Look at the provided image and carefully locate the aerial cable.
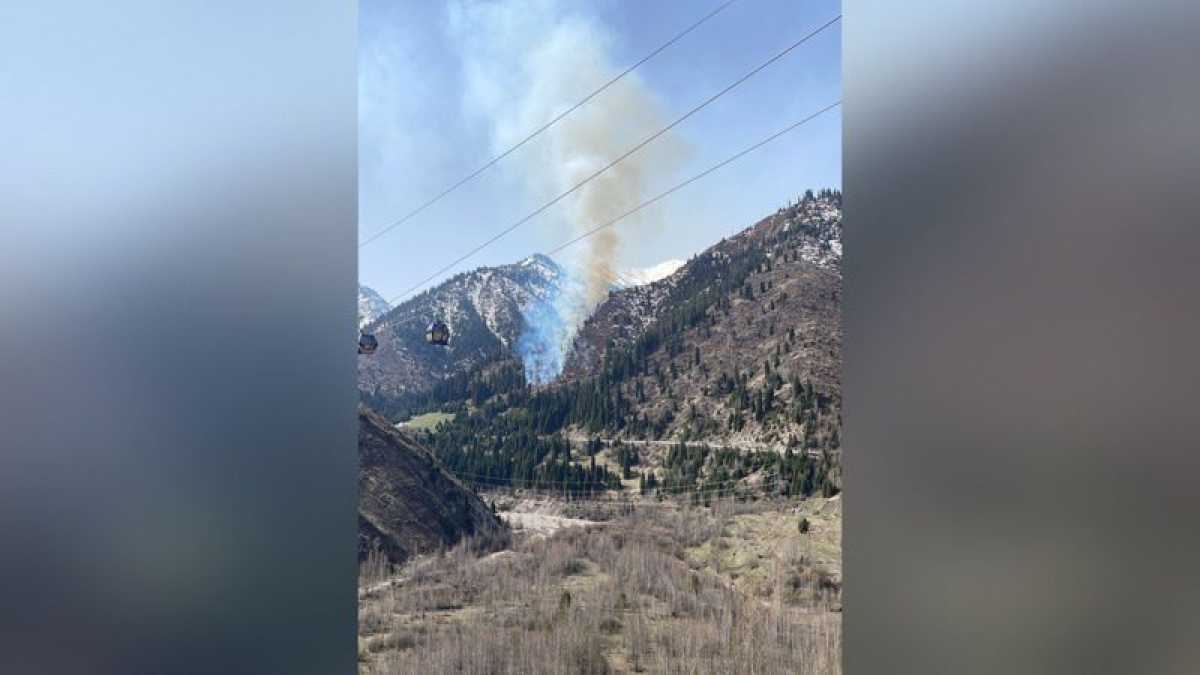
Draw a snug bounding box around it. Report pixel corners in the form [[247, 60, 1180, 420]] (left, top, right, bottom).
[[545, 100, 841, 258], [446, 467, 790, 495]]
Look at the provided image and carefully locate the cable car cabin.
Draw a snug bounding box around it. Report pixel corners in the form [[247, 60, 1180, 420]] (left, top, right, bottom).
[[357, 332, 378, 355], [425, 320, 450, 346]]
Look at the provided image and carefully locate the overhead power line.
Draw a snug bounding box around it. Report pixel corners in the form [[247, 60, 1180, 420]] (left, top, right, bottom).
[[449, 474, 803, 503], [384, 15, 843, 307], [447, 466, 786, 493], [357, 0, 741, 249]]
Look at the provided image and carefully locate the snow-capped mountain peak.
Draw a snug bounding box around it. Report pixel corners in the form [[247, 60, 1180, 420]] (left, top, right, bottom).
[[357, 255, 565, 398], [358, 285, 391, 328]]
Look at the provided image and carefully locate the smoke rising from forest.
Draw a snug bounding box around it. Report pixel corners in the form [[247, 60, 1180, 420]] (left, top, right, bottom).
[[449, 0, 690, 382]]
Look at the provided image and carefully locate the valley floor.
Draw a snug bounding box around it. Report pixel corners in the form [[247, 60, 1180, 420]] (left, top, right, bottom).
[[358, 494, 842, 674]]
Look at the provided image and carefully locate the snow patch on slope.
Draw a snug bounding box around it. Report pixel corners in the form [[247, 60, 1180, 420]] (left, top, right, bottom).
[[611, 258, 686, 289]]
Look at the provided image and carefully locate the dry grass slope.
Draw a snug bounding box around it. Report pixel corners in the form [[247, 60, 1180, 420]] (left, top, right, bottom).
[[359, 497, 841, 674]]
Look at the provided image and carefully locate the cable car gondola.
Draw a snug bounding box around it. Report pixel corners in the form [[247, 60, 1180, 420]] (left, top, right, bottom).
[[425, 319, 450, 346], [358, 331, 378, 355]]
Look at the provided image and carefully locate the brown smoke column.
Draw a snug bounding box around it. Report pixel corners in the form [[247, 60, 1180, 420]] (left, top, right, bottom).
[[555, 75, 689, 315], [451, 0, 691, 325]]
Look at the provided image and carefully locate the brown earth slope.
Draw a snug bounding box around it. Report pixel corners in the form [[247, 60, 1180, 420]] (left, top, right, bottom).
[[358, 406, 505, 564]]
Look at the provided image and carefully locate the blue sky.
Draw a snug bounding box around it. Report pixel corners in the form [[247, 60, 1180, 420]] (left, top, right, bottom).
[[359, 0, 841, 304]]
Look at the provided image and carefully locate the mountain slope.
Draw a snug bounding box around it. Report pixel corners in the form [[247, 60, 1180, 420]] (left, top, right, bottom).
[[398, 191, 843, 499], [564, 192, 840, 410], [562, 191, 842, 447], [358, 406, 505, 564], [358, 254, 562, 406]]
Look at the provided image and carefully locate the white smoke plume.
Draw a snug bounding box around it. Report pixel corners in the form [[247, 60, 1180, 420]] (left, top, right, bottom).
[[448, 0, 690, 382]]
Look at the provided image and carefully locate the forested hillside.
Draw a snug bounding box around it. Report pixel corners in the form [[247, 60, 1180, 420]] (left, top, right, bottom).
[[561, 189, 842, 445], [371, 191, 843, 498]]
